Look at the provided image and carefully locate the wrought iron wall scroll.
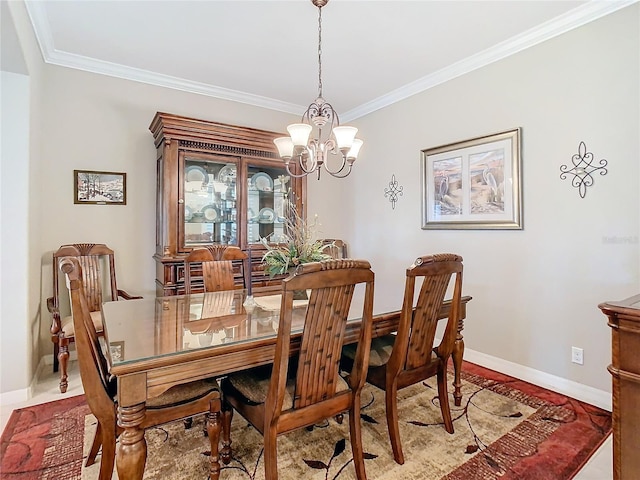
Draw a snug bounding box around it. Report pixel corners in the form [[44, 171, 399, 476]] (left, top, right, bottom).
[[560, 142, 608, 198], [384, 174, 403, 209]]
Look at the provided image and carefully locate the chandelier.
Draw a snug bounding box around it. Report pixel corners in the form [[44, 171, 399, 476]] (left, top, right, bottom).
[[273, 0, 363, 179]]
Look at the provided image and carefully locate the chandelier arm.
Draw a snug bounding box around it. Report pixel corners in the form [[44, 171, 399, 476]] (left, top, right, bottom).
[[301, 144, 319, 172], [286, 161, 351, 179], [285, 145, 319, 178], [284, 163, 313, 179], [321, 155, 348, 176], [325, 163, 353, 179], [318, 139, 348, 175]]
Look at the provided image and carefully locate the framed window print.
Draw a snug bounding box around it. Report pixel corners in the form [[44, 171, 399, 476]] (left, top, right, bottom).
[[74, 170, 127, 205], [421, 128, 523, 230]]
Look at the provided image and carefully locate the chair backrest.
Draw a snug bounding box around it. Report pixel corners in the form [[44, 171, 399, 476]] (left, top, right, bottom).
[[389, 253, 463, 373], [266, 259, 375, 416], [60, 256, 114, 413], [52, 243, 119, 314], [184, 245, 249, 294], [319, 239, 348, 259]]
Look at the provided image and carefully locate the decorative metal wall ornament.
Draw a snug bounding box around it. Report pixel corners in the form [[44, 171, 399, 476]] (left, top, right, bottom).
[[384, 174, 403, 209], [560, 142, 608, 198]]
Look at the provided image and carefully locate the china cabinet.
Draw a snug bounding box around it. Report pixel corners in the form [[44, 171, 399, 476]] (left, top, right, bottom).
[[150, 112, 306, 296]]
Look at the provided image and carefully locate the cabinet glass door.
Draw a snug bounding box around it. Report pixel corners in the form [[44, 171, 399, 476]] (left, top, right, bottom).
[[184, 157, 238, 246], [246, 165, 291, 245]]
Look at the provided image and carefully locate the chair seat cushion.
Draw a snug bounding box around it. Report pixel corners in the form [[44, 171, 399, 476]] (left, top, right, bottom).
[[226, 364, 349, 410], [61, 310, 103, 337], [343, 334, 396, 368], [147, 377, 219, 409]]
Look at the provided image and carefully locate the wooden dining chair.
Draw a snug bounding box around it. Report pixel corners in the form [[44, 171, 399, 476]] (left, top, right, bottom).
[[184, 245, 249, 294], [60, 256, 223, 480], [342, 253, 463, 465], [47, 243, 142, 393], [220, 258, 375, 480], [183, 245, 250, 428], [319, 238, 348, 259]]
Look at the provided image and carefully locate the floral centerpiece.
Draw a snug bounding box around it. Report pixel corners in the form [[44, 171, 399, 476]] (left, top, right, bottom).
[[260, 199, 332, 279]]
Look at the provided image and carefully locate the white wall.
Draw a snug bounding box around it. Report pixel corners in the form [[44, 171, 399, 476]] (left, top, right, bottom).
[[1, 0, 45, 403], [0, 71, 31, 398], [311, 4, 639, 394]]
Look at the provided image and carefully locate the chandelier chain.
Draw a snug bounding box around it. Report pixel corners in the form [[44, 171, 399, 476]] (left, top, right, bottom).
[[317, 5, 323, 98]]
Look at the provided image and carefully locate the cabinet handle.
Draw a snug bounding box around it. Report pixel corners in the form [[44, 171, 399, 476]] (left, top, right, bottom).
[[178, 199, 184, 204]]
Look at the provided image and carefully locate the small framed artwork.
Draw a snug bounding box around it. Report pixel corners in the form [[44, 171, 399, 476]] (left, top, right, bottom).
[[109, 341, 125, 363], [421, 128, 523, 230], [74, 170, 127, 205]]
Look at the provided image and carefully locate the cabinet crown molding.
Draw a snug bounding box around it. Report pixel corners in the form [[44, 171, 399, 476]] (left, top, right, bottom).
[[149, 112, 283, 154]]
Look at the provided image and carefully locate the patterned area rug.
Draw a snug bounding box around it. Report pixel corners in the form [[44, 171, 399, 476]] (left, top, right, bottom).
[[1, 362, 611, 480]]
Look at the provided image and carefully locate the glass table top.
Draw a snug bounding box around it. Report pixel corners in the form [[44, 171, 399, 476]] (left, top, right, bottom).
[[102, 286, 368, 369], [101, 290, 297, 365]]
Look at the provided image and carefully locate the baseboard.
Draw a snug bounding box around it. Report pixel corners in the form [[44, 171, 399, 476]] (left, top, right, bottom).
[[0, 385, 32, 406], [464, 348, 612, 412], [0, 354, 76, 408], [0, 361, 40, 406]]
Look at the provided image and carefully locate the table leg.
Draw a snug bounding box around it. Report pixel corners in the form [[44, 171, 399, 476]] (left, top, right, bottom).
[[116, 403, 147, 480], [452, 317, 465, 406], [220, 399, 233, 464], [207, 397, 222, 480]]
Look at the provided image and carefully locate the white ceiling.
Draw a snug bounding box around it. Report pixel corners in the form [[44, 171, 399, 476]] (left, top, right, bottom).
[[23, 0, 636, 121]]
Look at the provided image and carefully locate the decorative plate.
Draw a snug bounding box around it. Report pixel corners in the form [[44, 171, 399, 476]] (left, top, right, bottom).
[[184, 205, 193, 222], [185, 165, 208, 185], [257, 207, 276, 224], [201, 204, 222, 223], [251, 172, 274, 192], [218, 164, 237, 184]]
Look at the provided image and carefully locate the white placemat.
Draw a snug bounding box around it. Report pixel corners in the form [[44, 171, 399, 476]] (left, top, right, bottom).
[[254, 294, 309, 311]]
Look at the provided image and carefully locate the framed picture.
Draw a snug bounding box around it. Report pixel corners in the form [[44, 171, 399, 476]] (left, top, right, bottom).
[[74, 169, 127, 205], [109, 341, 125, 363], [421, 128, 523, 230]]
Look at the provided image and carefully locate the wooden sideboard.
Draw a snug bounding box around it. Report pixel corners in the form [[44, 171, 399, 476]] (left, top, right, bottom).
[[599, 295, 640, 480]]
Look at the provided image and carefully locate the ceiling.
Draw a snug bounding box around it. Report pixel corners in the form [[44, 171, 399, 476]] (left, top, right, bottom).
[[21, 0, 635, 121]]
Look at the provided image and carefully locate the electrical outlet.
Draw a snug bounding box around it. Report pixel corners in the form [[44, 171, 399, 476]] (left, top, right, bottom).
[[571, 347, 584, 365]]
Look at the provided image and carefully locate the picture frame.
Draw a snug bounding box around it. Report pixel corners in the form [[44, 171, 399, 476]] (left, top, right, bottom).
[[109, 341, 125, 363], [74, 169, 127, 205], [421, 128, 523, 230]]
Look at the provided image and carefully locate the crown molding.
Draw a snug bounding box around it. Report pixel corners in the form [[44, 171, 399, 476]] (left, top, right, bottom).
[[342, 0, 638, 122], [25, 0, 637, 122], [24, 0, 54, 60], [23, 0, 304, 115], [48, 48, 303, 114]]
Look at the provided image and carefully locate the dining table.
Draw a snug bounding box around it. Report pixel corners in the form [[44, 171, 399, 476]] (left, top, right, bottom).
[[101, 288, 472, 480]]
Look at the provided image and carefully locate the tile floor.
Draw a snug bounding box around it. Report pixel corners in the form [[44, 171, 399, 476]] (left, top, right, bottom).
[[0, 362, 613, 479]]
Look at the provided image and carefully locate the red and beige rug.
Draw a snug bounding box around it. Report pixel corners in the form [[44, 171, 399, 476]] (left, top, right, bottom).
[[0, 362, 611, 480]]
